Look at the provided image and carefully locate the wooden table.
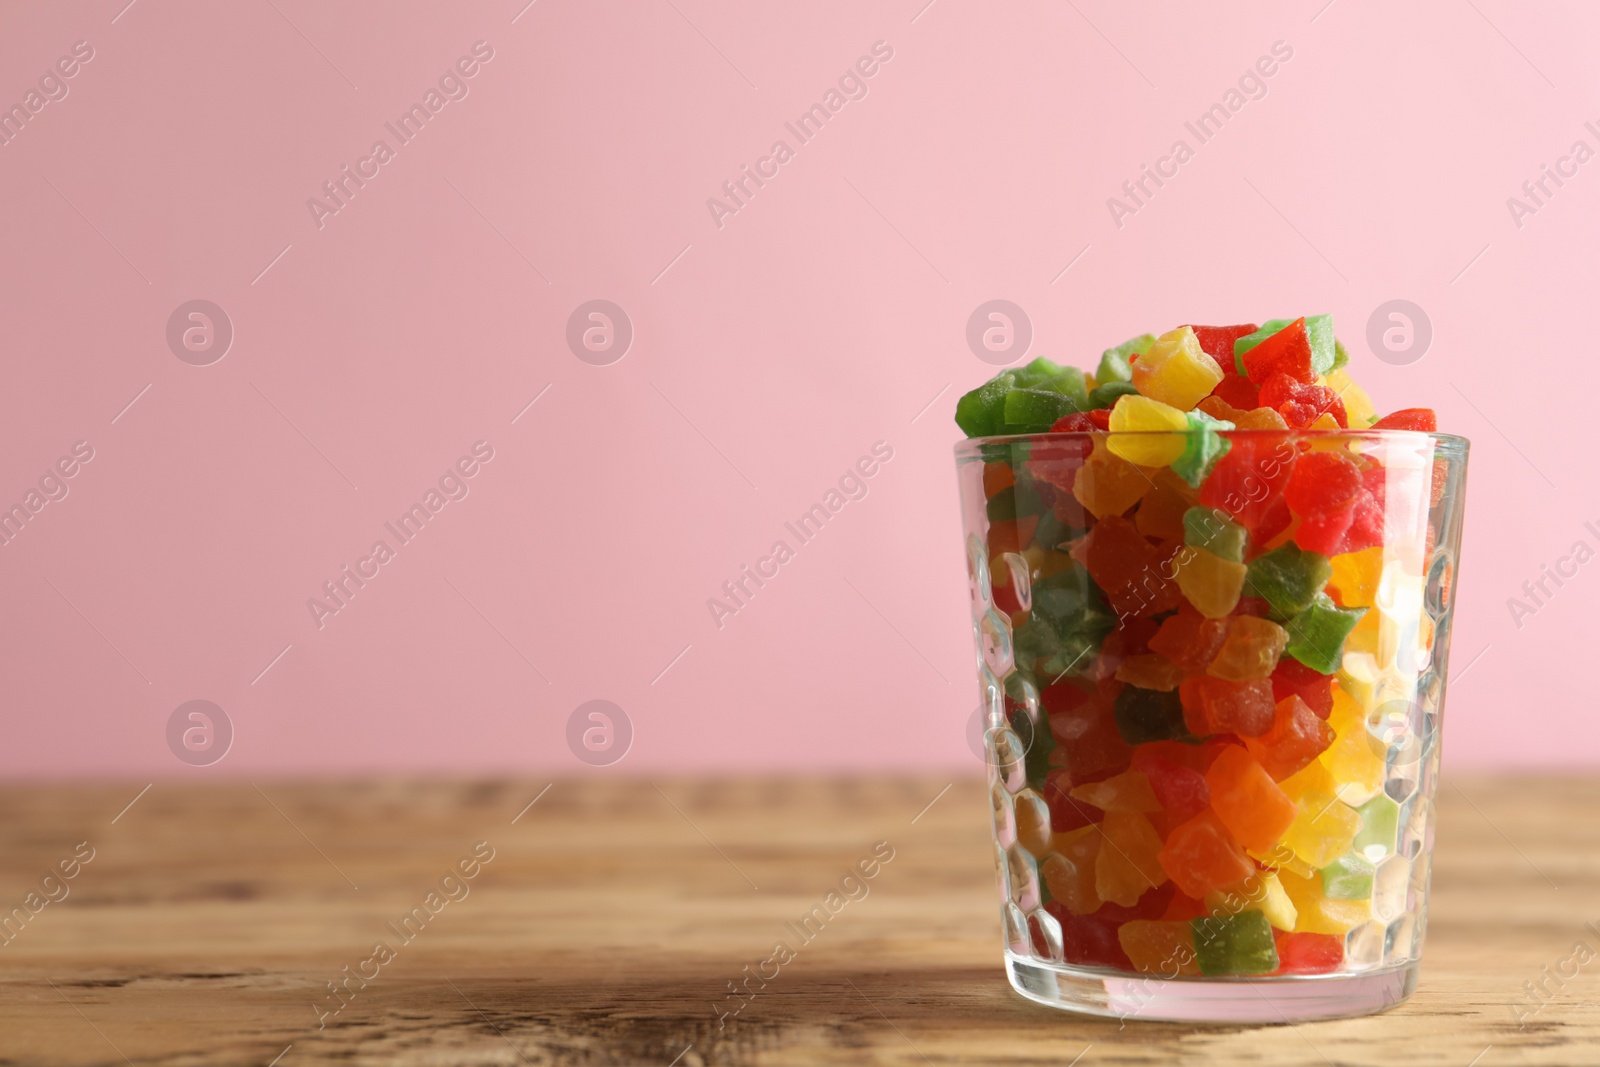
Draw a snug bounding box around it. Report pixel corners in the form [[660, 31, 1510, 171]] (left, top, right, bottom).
[[1, 775, 1595, 1066]]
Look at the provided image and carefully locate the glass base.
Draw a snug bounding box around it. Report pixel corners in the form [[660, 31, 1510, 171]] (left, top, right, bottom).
[[1006, 953, 1419, 1024]]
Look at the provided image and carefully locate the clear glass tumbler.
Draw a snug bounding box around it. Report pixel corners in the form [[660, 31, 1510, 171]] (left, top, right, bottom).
[[955, 427, 1468, 1022]]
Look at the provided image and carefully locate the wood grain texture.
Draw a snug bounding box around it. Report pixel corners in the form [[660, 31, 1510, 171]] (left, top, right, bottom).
[[0, 774, 1595, 1066]]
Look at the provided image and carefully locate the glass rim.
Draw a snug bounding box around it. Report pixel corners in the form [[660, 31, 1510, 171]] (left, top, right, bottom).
[[955, 429, 1470, 458]]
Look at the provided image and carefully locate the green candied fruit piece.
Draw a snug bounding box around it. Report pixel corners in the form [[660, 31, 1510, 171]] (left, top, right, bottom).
[[1014, 358, 1090, 413], [1010, 706, 1056, 786], [1245, 543, 1334, 622], [1321, 854, 1375, 900], [1303, 314, 1336, 376], [1183, 506, 1248, 563], [1089, 380, 1140, 410], [1170, 409, 1234, 488], [1353, 793, 1401, 859], [1041, 630, 1106, 680], [1025, 567, 1113, 679], [1192, 910, 1279, 976], [1284, 593, 1367, 674], [1012, 356, 1065, 388], [1003, 387, 1083, 434], [1232, 318, 1292, 374], [1096, 334, 1155, 384], [1032, 507, 1087, 553], [955, 372, 1016, 437], [1113, 686, 1191, 745], [985, 471, 1048, 522], [1331, 337, 1350, 373], [1011, 614, 1061, 671]]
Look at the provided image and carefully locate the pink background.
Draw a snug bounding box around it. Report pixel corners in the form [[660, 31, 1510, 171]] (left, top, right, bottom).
[[0, 0, 1592, 776]]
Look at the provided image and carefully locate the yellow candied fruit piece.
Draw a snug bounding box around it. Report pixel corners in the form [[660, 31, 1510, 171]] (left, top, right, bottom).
[[1195, 395, 1292, 431], [1072, 442, 1151, 519], [1280, 869, 1371, 935], [1196, 396, 1243, 422], [1326, 367, 1377, 428], [1119, 920, 1202, 976], [1204, 869, 1298, 932], [1278, 758, 1338, 804], [1240, 406, 1292, 431], [1015, 791, 1054, 857], [1131, 326, 1224, 410], [1070, 769, 1162, 812], [1022, 544, 1081, 581], [1336, 655, 1380, 714], [1322, 688, 1386, 803], [1136, 469, 1195, 542], [1175, 547, 1248, 618], [1343, 605, 1382, 658], [1308, 412, 1341, 431], [1050, 824, 1099, 852], [1094, 811, 1168, 907], [1035, 550, 1080, 581], [1108, 394, 1188, 467], [1247, 841, 1318, 880], [1280, 790, 1362, 868], [1330, 547, 1385, 608], [1115, 654, 1184, 693]]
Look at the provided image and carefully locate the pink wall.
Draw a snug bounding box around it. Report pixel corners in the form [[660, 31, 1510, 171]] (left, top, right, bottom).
[[0, 0, 1592, 776]]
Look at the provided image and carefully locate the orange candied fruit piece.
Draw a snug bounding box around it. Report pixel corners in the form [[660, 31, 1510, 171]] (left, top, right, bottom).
[[1205, 746, 1297, 852], [1119, 920, 1202, 976], [1157, 809, 1255, 899]]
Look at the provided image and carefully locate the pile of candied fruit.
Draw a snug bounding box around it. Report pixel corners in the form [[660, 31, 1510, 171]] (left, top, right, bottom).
[[957, 316, 1445, 977]]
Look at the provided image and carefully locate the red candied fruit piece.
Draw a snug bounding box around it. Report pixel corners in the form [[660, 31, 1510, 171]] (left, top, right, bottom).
[[1254, 494, 1295, 547], [987, 515, 1039, 557], [1294, 509, 1354, 556], [1194, 677, 1276, 737], [1335, 492, 1385, 554], [1161, 891, 1208, 922], [1131, 749, 1211, 822], [1234, 596, 1272, 618], [1088, 408, 1112, 430], [1044, 680, 1132, 783], [1285, 451, 1363, 556], [1184, 323, 1260, 366], [1242, 318, 1315, 385], [992, 575, 1024, 615], [1026, 438, 1092, 497], [1285, 452, 1362, 517], [983, 462, 1015, 499], [1082, 516, 1183, 618], [1271, 658, 1335, 719], [1243, 695, 1335, 780], [1178, 677, 1208, 737], [1431, 458, 1449, 506], [1274, 931, 1344, 974], [1148, 604, 1228, 673], [1198, 436, 1298, 531], [1043, 769, 1098, 834], [1260, 373, 1348, 429], [1045, 904, 1134, 970], [1095, 616, 1161, 680], [1050, 413, 1098, 433], [1361, 463, 1387, 503], [1212, 372, 1260, 410], [1132, 738, 1219, 774], [1094, 882, 1176, 924], [1372, 408, 1438, 432]]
